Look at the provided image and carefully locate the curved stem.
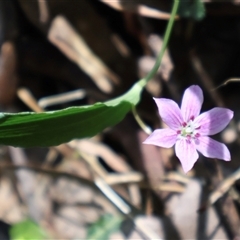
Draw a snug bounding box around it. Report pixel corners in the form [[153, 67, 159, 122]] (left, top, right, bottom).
[[140, 0, 179, 87], [132, 106, 152, 135], [133, 0, 179, 133]]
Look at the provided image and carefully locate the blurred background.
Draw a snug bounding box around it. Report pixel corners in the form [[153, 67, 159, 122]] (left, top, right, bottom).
[[0, 0, 240, 239]]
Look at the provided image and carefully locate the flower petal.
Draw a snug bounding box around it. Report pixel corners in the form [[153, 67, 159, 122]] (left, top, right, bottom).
[[154, 98, 183, 130], [194, 107, 233, 136], [195, 136, 231, 161], [181, 85, 203, 122], [175, 139, 199, 173], [143, 128, 177, 148]]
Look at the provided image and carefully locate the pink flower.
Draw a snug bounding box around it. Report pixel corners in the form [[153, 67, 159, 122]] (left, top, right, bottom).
[[143, 85, 233, 173]]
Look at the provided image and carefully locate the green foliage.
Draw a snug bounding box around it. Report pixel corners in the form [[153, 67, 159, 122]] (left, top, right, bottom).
[[0, 80, 144, 147], [0, 0, 179, 148], [178, 0, 205, 20], [86, 214, 122, 240], [10, 219, 47, 240]]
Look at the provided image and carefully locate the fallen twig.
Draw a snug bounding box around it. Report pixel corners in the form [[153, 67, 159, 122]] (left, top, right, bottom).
[[100, 0, 178, 20]]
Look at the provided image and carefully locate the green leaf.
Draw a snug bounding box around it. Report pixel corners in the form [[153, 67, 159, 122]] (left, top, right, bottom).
[[10, 219, 47, 240], [178, 0, 205, 20], [0, 0, 180, 148], [87, 214, 122, 240], [0, 79, 145, 147]]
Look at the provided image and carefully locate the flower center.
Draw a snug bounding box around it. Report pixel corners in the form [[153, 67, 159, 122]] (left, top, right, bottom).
[[177, 118, 200, 142]]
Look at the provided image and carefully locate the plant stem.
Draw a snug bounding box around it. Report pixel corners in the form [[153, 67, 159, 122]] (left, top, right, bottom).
[[140, 0, 179, 87], [133, 1, 179, 133], [132, 106, 152, 134]]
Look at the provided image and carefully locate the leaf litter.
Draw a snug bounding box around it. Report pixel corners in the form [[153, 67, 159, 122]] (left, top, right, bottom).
[[0, 0, 240, 239]]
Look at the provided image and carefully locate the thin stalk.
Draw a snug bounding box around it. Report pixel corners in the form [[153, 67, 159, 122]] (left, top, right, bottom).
[[133, 0, 179, 133], [132, 106, 152, 135], [140, 0, 179, 87]]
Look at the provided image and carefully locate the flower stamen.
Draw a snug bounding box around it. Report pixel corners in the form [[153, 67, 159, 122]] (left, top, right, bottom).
[[195, 133, 200, 138], [178, 119, 200, 141]]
